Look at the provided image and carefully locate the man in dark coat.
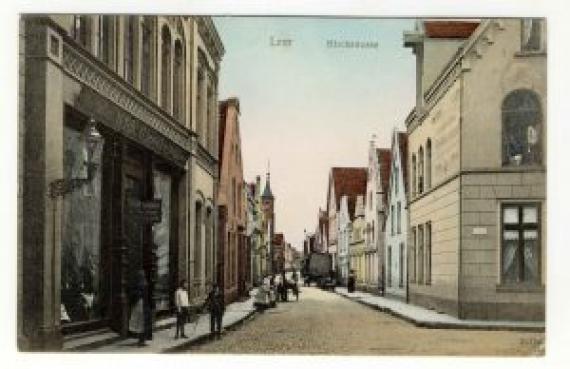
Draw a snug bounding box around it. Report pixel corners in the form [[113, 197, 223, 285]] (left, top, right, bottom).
[[204, 285, 225, 339]]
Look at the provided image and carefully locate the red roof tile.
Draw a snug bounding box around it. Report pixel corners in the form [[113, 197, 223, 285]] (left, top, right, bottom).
[[330, 167, 367, 212], [273, 233, 284, 245], [424, 21, 480, 39]]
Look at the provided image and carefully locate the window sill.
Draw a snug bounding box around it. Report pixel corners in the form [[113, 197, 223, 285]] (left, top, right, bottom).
[[496, 284, 545, 293]]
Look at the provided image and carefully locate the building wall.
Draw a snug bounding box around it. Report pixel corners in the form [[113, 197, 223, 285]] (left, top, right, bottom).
[[19, 15, 222, 349], [457, 19, 546, 320], [384, 135, 408, 300], [338, 196, 351, 283], [364, 142, 381, 291], [408, 79, 462, 316], [217, 100, 246, 303]]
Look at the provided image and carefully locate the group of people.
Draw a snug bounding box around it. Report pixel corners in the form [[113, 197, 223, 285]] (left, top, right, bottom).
[[128, 270, 226, 347], [268, 270, 300, 302]]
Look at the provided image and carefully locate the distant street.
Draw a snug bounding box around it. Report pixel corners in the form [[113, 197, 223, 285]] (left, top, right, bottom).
[[189, 287, 544, 355]]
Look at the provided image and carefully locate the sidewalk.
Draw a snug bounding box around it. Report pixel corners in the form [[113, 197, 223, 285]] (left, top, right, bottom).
[[63, 291, 257, 353], [335, 287, 545, 332]]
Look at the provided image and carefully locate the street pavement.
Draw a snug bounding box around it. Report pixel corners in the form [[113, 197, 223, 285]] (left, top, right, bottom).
[[189, 286, 545, 356]]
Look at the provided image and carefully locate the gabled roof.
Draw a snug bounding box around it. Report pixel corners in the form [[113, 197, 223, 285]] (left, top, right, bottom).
[[329, 167, 367, 212], [376, 148, 392, 205], [424, 21, 480, 39]]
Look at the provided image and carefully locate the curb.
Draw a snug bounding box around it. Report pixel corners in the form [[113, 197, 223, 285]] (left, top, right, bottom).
[[163, 309, 257, 353], [335, 291, 545, 333]]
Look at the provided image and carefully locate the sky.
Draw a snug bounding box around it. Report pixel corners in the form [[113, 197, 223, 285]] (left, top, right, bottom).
[[213, 17, 416, 250]]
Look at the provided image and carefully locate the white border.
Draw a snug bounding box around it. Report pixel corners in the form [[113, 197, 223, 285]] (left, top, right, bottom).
[[3, 1, 569, 369]]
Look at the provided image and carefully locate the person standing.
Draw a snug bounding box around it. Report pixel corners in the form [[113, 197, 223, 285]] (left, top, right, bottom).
[[204, 285, 225, 339], [174, 279, 189, 339], [347, 269, 356, 293], [129, 270, 149, 347]]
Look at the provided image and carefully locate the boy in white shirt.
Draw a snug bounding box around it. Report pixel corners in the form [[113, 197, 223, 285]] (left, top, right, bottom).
[[175, 279, 190, 339]]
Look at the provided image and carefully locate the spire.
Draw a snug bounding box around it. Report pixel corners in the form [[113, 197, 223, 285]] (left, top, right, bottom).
[[262, 161, 274, 200]]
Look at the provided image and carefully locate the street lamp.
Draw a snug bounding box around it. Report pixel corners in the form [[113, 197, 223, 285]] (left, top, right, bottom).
[[49, 118, 104, 198]]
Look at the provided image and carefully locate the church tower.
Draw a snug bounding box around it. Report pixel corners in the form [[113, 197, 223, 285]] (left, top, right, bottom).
[[261, 170, 275, 273]]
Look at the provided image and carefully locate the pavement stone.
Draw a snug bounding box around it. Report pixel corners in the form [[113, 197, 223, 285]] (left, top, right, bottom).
[[64, 291, 257, 353], [335, 287, 545, 332]]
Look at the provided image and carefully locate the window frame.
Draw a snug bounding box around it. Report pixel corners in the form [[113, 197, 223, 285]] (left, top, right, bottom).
[[500, 202, 542, 286], [501, 89, 543, 167], [520, 18, 546, 54]]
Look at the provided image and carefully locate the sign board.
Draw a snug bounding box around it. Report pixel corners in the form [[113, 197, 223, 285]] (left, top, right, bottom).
[[472, 227, 488, 235], [127, 197, 162, 223]]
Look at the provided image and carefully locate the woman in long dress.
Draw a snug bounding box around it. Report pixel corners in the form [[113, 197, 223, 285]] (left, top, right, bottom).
[[129, 270, 148, 347]]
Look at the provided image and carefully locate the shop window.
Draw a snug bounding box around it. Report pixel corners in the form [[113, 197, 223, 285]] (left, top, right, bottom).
[[521, 19, 544, 53], [61, 124, 103, 324], [501, 204, 541, 285], [502, 89, 542, 166], [152, 170, 171, 312]]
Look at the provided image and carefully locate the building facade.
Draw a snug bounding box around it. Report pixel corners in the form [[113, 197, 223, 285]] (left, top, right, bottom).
[[362, 138, 392, 293], [350, 196, 367, 287], [384, 131, 408, 300], [188, 17, 224, 305], [217, 98, 246, 303], [404, 19, 546, 320], [337, 195, 353, 284], [19, 15, 223, 350], [326, 167, 367, 273]]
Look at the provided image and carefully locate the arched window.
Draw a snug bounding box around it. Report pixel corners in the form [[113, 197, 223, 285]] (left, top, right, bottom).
[[418, 146, 424, 195], [160, 25, 172, 112], [205, 208, 212, 282], [73, 15, 89, 48], [411, 154, 417, 197], [98, 16, 110, 64], [426, 139, 432, 190], [194, 201, 203, 281], [123, 16, 135, 84], [173, 40, 185, 122], [141, 17, 153, 97], [502, 89, 542, 166]]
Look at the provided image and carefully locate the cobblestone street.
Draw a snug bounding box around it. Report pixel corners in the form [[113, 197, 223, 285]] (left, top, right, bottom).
[[190, 287, 544, 356]]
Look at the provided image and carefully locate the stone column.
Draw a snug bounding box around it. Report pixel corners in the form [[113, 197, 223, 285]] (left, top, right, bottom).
[[20, 17, 65, 350]]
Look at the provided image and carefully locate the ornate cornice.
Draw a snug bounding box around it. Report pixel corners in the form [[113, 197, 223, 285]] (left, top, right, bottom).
[[196, 16, 225, 63], [61, 41, 195, 168], [407, 19, 498, 132]]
